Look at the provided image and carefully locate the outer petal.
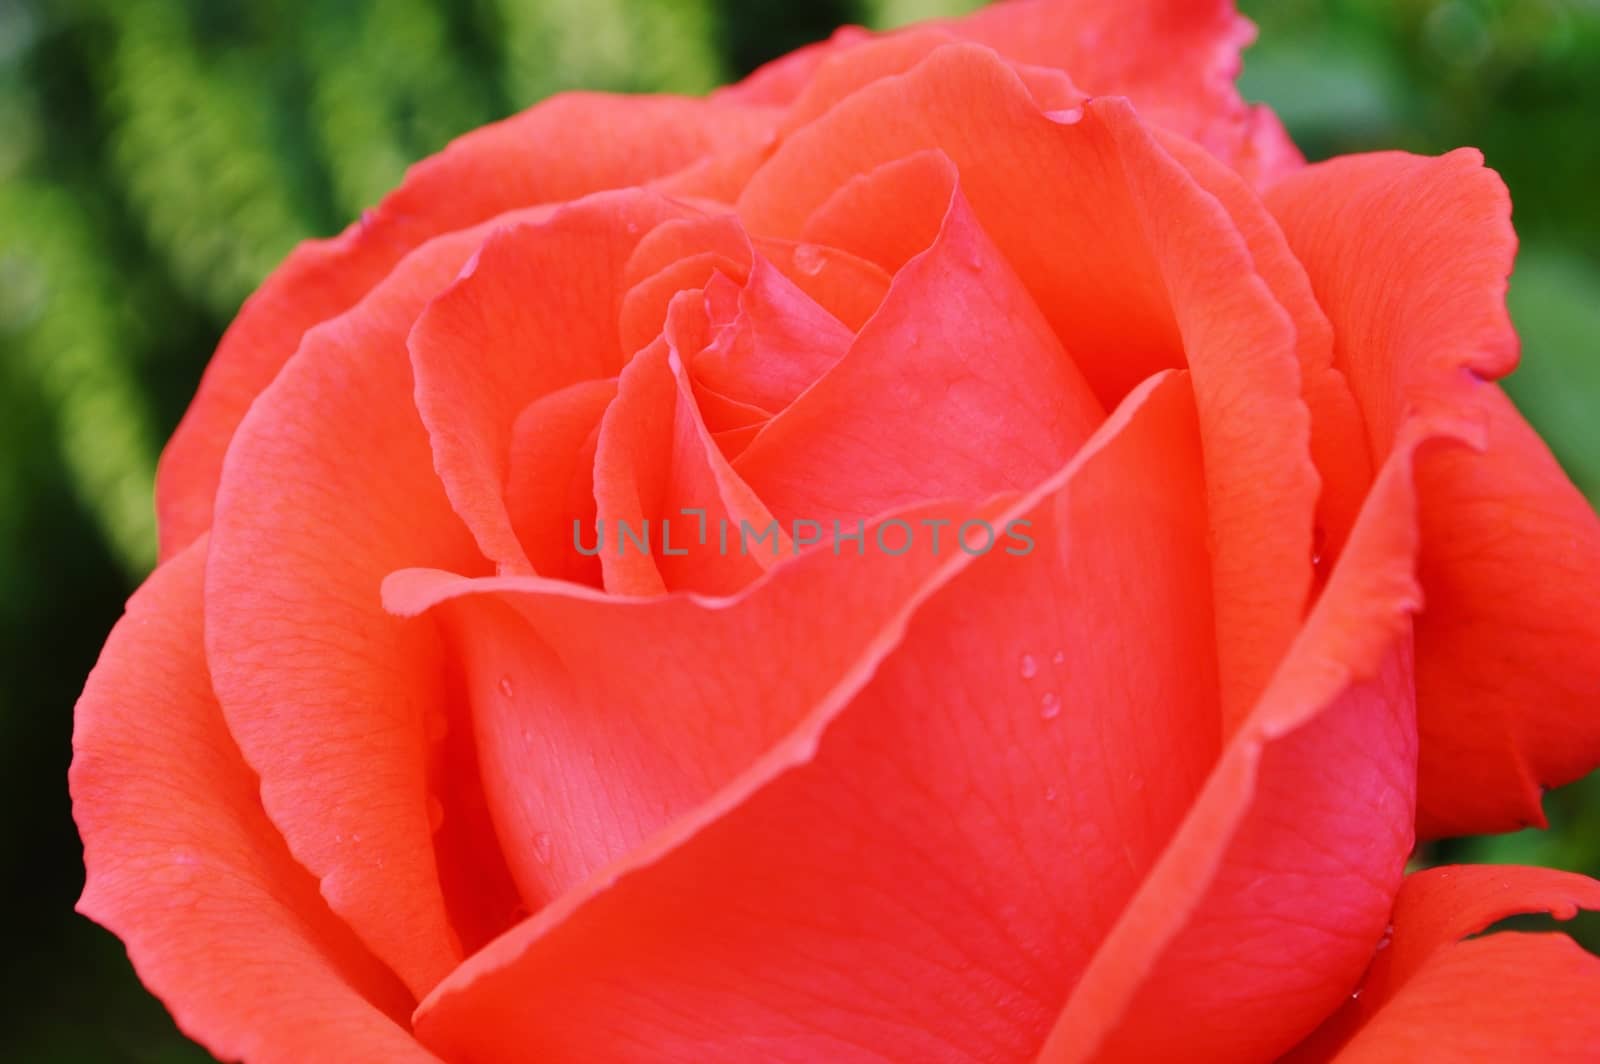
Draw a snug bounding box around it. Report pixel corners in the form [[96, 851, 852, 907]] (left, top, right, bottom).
[[1267, 150, 1600, 836], [406, 372, 1222, 1063], [1327, 934, 1600, 1063], [157, 94, 776, 559], [1287, 866, 1600, 1062], [946, 0, 1301, 184], [71, 540, 436, 1064], [384, 486, 1016, 918], [1038, 421, 1436, 1064], [206, 224, 500, 996], [718, 0, 1301, 183]]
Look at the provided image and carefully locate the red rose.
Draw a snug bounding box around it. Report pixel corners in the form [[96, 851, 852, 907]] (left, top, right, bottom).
[[72, 2, 1600, 1062]]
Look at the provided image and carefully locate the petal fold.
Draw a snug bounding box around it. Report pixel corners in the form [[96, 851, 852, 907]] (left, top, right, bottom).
[[736, 171, 1104, 526], [739, 48, 1319, 725], [1268, 150, 1600, 836], [407, 191, 691, 574], [1040, 436, 1426, 1063], [408, 372, 1222, 1064], [158, 95, 775, 559], [206, 226, 497, 995], [1287, 866, 1600, 1062]]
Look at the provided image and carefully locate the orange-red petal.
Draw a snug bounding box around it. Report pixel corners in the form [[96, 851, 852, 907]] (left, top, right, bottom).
[[1038, 416, 1437, 1063], [157, 95, 776, 559], [1287, 866, 1600, 1062], [1268, 150, 1600, 836], [736, 170, 1104, 525], [739, 49, 1318, 725], [406, 372, 1220, 1062], [72, 541, 435, 1064], [206, 226, 493, 996], [406, 191, 691, 574]]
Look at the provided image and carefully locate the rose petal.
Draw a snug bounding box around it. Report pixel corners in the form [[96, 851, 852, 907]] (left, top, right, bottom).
[[739, 49, 1318, 723], [1095, 100, 1318, 728], [406, 371, 1220, 1063], [1411, 387, 1600, 833], [383, 482, 1018, 923], [158, 94, 777, 560], [948, 0, 1302, 184], [1287, 866, 1600, 1062], [72, 540, 436, 1064], [206, 224, 500, 995], [503, 378, 617, 584], [617, 216, 866, 411], [690, 255, 855, 414], [619, 214, 753, 356], [718, 0, 1301, 183], [736, 166, 1104, 526], [1038, 418, 1446, 1063], [738, 45, 1184, 400], [750, 237, 891, 332], [1156, 129, 1373, 574], [592, 307, 786, 596], [801, 149, 969, 276], [1267, 150, 1600, 836], [407, 191, 691, 574], [1324, 934, 1600, 1063]]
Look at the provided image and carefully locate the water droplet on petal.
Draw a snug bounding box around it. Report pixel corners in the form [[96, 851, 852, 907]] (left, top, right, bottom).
[[1049, 106, 1085, 125], [1375, 923, 1394, 950], [1052, 649, 1066, 666], [1312, 525, 1328, 568], [533, 832, 554, 865], [1044, 786, 1058, 802], [498, 675, 515, 698], [427, 796, 445, 831], [1040, 691, 1061, 720], [1019, 654, 1038, 680], [793, 243, 827, 276]]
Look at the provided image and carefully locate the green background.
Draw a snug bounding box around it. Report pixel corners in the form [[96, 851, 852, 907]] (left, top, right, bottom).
[[2, 0, 1595, 1058]]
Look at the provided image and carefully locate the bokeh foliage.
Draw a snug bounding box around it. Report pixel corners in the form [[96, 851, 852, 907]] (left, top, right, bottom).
[[1, 0, 1595, 1057]]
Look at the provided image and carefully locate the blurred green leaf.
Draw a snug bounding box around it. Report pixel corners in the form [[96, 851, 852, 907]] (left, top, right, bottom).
[[864, 0, 983, 29], [1239, 34, 1410, 140], [1, 179, 162, 573], [1504, 243, 1600, 496]]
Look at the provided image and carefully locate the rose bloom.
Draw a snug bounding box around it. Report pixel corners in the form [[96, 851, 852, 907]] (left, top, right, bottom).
[[70, 2, 1600, 1062]]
